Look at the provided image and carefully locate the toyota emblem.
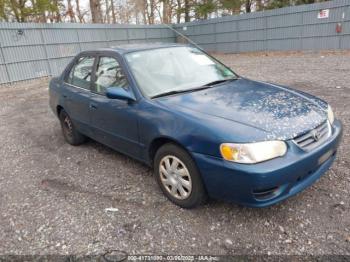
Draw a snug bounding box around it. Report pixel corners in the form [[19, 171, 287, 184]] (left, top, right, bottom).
[[312, 130, 321, 141]]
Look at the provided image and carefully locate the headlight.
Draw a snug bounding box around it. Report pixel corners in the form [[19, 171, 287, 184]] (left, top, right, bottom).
[[220, 141, 287, 164], [327, 105, 334, 125]]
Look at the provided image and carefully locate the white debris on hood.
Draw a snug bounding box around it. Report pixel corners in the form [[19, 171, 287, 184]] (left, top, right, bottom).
[[210, 80, 328, 140], [105, 207, 119, 212], [242, 88, 327, 140]]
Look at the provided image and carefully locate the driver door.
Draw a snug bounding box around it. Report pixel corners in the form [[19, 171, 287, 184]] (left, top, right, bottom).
[[89, 54, 140, 158]]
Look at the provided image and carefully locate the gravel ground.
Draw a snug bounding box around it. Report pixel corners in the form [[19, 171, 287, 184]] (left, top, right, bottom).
[[0, 51, 349, 257]]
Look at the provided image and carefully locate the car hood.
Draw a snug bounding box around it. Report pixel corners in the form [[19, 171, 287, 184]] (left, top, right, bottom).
[[156, 78, 328, 140]]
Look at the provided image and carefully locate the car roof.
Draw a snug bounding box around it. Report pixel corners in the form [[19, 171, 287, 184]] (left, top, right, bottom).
[[87, 43, 189, 55]]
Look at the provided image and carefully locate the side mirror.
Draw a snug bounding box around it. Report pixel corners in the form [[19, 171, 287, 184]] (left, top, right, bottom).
[[106, 87, 136, 101]]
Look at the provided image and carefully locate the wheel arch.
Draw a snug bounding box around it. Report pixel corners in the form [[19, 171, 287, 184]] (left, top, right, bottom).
[[56, 105, 64, 117], [148, 136, 191, 167], [150, 135, 209, 207]]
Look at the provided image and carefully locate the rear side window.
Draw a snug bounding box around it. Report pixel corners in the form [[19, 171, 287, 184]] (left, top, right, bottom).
[[67, 56, 95, 90], [92, 56, 128, 95]]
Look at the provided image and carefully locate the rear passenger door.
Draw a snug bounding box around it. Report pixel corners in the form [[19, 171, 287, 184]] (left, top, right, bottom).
[[89, 54, 140, 158], [62, 55, 96, 136]]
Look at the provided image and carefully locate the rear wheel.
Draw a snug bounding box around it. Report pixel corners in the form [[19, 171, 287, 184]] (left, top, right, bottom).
[[59, 109, 86, 145], [154, 143, 207, 208]]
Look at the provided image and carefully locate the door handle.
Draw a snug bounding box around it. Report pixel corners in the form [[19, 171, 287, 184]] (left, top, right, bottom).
[[63, 94, 67, 98], [90, 103, 98, 109]]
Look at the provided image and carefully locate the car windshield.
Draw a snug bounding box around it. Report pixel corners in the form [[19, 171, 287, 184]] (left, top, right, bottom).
[[125, 46, 237, 98]]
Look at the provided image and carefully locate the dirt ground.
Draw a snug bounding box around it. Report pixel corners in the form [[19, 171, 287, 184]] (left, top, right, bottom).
[[0, 51, 349, 257]]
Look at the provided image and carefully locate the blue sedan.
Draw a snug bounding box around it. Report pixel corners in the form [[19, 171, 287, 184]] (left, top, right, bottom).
[[49, 43, 342, 208]]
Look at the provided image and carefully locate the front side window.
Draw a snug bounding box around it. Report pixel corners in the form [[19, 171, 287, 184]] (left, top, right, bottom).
[[92, 56, 128, 95], [67, 56, 95, 90], [125, 46, 237, 98]]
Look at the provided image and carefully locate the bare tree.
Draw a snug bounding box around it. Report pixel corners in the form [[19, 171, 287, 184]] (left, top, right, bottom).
[[128, 0, 146, 24], [184, 0, 190, 22], [245, 0, 252, 13], [66, 0, 76, 22], [175, 0, 182, 23], [53, 0, 62, 22], [104, 0, 110, 23], [75, 0, 85, 22], [90, 0, 102, 23], [110, 0, 116, 23], [147, 0, 156, 24], [162, 0, 168, 23], [161, 0, 173, 24], [1, 0, 324, 25]]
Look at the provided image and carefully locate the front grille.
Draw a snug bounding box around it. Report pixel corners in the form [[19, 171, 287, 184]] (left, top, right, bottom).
[[293, 121, 331, 151]]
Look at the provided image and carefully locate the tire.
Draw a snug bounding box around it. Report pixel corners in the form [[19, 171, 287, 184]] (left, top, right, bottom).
[[154, 143, 207, 208], [59, 109, 86, 145]]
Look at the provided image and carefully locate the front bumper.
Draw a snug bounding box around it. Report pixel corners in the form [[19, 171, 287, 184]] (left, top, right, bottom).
[[192, 120, 343, 207]]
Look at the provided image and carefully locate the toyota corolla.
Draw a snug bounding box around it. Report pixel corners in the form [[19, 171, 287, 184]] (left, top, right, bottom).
[[49, 43, 342, 208]]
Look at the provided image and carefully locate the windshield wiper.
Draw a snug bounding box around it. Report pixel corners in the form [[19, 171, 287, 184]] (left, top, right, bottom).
[[202, 78, 238, 87], [151, 78, 238, 99], [151, 86, 211, 99], [151, 90, 187, 99]]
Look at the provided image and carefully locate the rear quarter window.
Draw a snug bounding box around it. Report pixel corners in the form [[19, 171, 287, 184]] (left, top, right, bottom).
[[67, 56, 95, 90]]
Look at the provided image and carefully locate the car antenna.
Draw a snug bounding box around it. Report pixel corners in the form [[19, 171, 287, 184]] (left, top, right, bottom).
[[162, 23, 205, 52]]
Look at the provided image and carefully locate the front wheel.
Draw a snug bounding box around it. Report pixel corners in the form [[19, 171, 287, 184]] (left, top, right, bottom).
[[154, 143, 207, 208], [59, 109, 86, 145]]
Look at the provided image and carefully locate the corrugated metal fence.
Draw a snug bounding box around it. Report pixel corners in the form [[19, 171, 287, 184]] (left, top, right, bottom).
[[0, 23, 175, 84], [174, 0, 350, 53], [1, 0, 350, 84]]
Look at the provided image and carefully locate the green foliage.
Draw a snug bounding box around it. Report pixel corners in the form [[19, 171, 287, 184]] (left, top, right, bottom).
[[0, 0, 7, 20], [266, 0, 328, 9], [0, 0, 60, 22], [219, 0, 242, 14], [294, 0, 326, 4], [194, 0, 216, 19], [33, 0, 58, 16], [265, 0, 290, 9]]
